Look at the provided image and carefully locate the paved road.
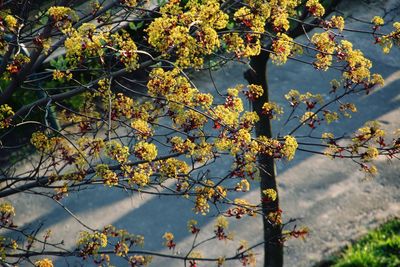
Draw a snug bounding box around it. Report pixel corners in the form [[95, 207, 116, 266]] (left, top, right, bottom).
[[4, 0, 400, 266]]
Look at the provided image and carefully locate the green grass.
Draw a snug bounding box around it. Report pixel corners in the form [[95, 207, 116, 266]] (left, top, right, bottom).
[[333, 219, 400, 267]]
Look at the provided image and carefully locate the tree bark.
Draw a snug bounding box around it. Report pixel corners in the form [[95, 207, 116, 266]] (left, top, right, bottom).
[[242, 3, 343, 266], [244, 50, 282, 267]]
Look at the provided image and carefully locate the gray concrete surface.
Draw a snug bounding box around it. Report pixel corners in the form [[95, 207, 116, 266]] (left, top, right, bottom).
[[2, 0, 400, 266]]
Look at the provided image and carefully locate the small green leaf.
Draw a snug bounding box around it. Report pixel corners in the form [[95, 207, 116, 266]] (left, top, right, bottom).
[[129, 22, 136, 30], [136, 21, 144, 29], [49, 59, 57, 68], [40, 16, 48, 25]]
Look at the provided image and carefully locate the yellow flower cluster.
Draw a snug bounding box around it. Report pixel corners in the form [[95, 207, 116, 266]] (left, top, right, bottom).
[[361, 164, 378, 176], [271, 33, 294, 65], [284, 89, 301, 107], [331, 121, 386, 176], [214, 135, 232, 151], [263, 189, 277, 201], [55, 183, 69, 200], [323, 110, 339, 124], [126, 163, 153, 187], [306, 0, 325, 17], [311, 32, 336, 70], [170, 136, 195, 154], [268, 0, 300, 31], [96, 164, 119, 186], [159, 158, 189, 178], [0, 202, 15, 216], [194, 181, 226, 214], [285, 90, 323, 110], [146, 0, 228, 68], [132, 101, 153, 121], [0, 104, 14, 128], [63, 23, 110, 66], [378, 36, 393, 54], [229, 198, 256, 217], [240, 111, 259, 129], [371, 73, 385, 87], [230, 129, 251, 155], [4, 15, 17, 29], [131, 119, 153, 139], [188, 250, 203, 260], [213, 105, 239, 128], [225, 88, 244, 112], [352, 121, 385, 144], [112, 31, 140, 71], [129, 255, 152, 266], [48, 6, 74, 21], [106, 141, 130, 163], [234, 6, 269, 33], [282, 135, 298, 161], [78, 231, 108, 254], [162, 232, 174, 241], [134, 141, 157, 161], [361, 147, 379, 162], [271, 11, 290, 32], [257, 135, 280, 157], [267, 209, 282, 225], [30, 132, 52, 152], [223, 33, 261, 58], [120, 0, 137, 8], [300, 92, 324, 105], [112, 93, 134, 119], [339, 40, 372, 83], [52, 70, 72, 82], [300, 111, 318, 127], [63, 24, 139, 70], [330, 16, 345, 31], [227, 87, 240, 97], [240, 151, 259, 178], [322, 132, 335, 140], [339, 103, 357, 118], [96, 78, 112, 98], [236, 179, 250, 192], [34, 258, 54, 267], [147, 68, 208, 115], [174, 109, 208, 132], [377, 22, 400, 54], [192, 141, 214, 163], [261, 102, 283, 120], [183, 0, 229, 29], [222, 33, 244, 55], [99, 225, 145, 256], [193, 93, 214, 109], [162, 231, 176, 249], [77, 137, 105, 158], [246, 84, 264, 100], [324, 143, 344, 159], [6, 54, 30, 75], [148, 68, 181, 98], [215, 216, 229, 229], [115, 242, 129, 257], [371, 16, 384, 26]]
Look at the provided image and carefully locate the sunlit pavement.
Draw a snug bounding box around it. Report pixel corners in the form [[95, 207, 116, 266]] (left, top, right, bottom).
[[5, 0, 400, 266]]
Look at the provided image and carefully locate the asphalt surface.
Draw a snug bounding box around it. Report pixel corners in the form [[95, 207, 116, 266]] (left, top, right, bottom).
[[3, 0, 400, 266]]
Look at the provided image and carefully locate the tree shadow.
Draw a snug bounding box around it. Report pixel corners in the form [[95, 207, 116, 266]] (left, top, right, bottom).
[[5, 30, 400, 266]]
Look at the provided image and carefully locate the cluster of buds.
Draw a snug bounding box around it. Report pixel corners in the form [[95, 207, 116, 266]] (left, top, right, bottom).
[[162, 232, 176, 250], [226, 199, 256, 219], [0, 202, 16, 227]]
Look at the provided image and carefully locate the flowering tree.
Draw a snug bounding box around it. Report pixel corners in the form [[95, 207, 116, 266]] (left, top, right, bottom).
[[0, 0, 399, 267]]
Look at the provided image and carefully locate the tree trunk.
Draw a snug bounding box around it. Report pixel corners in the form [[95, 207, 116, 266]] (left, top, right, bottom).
[[244, 50, 283, 267]]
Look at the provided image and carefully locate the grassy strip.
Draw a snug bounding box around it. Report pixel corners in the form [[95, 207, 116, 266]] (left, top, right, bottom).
[[329, 218, 400, 267]]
